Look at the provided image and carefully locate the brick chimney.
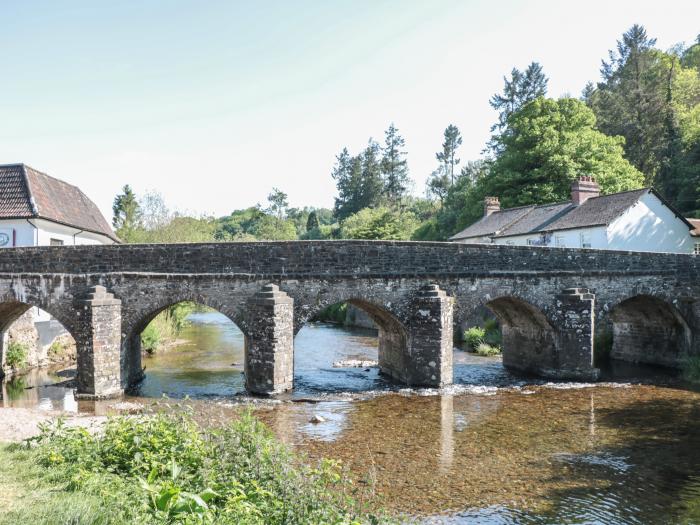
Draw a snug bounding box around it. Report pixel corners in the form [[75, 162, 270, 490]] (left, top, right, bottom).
[[484, 196, 500, 217], [571, 176, 600, 206]]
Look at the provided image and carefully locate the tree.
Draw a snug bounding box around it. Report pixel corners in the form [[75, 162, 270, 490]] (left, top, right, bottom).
[[306, 210, 320, 232], [586, 25, 675, 186], [340, 206, 419, 240], [490, 62, 548, 137], [112, 185, 141, 242], [485, 97, 644, 208], [436, 125, 462, 185], [332, 141, 385, 220], [380, 123, 410, 206], [266, 188, 288, 219], [426, 167, 450, 204]]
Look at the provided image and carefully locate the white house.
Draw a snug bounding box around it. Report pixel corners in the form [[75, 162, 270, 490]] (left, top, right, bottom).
[[449, 176, 696, 254], [0, 163, 118, 247], [0, 163, 117, 339]]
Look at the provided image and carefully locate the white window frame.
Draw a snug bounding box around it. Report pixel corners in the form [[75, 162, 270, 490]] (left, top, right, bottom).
[[50, 238, 64, 246], [555, 235, 566, 248], [694, 242, 700, 255]]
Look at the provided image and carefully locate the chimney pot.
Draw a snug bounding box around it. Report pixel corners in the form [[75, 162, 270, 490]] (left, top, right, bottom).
[[484, 196, 500, 217], [571, 176, 600, 206]]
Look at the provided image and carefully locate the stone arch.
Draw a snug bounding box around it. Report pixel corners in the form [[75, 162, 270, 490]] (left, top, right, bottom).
[[123, 295, 247, 388], [482, 295, 559, 376], [609, 294, 692, 367], [0, 298, 77, 376], [296, 296, 410, 384]]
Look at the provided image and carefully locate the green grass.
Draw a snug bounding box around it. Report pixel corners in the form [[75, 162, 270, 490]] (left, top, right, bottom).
[[0, 410, 393, 525], [475, 342, 501, 357]]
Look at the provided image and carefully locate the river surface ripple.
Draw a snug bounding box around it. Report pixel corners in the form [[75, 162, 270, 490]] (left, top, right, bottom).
[[2, 311, 700, 524]]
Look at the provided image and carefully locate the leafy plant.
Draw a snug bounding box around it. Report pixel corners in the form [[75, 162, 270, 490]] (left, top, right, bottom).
[[4, 341, 28, 370], [140, 324, 161, 354], [476, 343, 501, 357], [464, 327, 486, 351]]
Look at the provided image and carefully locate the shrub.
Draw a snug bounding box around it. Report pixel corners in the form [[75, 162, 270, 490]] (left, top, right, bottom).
[[24, 410, 391, 524], [315, 303, 348, 324], [5, 341, 28, 370], [682, 355, 700, 384], [483, 318, 502, 346], [140, 324, 161, 354], [464, 327, 486, 351], [476, 342, 501, 357]]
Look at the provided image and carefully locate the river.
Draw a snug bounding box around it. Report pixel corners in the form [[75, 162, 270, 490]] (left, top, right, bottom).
[[2, 311, 700, 524]]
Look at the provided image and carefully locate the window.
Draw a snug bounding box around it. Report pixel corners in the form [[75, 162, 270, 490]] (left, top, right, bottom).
[[695, 243, 700, 255], [555, 236, 566, 248], [526, 238, 537, 246], [50, 238, 64, 246], [580, 232, 592, 249]]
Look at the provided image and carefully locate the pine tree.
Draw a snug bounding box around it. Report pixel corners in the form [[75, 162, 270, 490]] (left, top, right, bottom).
[[306, 210, 320, 232], [490, 62, 548, 138], [436, 125, 462, 186], [112, 185, 141, 242], [380, 123, 410, 207]]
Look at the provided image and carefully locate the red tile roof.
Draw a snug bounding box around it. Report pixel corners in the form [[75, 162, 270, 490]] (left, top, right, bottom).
[[0, 164, 118, 241]]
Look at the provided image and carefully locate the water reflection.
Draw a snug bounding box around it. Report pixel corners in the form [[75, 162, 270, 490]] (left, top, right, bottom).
[[2, 312, 700, 523]]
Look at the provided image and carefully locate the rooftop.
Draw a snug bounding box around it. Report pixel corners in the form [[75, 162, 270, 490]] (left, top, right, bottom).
[[0, 164, 119, 241], [450, 187, 692, 241]]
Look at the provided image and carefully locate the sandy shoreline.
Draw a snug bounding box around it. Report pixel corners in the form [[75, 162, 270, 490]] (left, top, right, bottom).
[[0, 407, 107, 443]]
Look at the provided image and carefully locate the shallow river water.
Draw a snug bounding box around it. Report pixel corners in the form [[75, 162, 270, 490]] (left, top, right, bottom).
[[3, 311, 700, 524]]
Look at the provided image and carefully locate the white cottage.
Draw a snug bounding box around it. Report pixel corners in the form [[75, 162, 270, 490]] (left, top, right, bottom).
[[450, 177, 696, 254], [0, 164, 117, 360], [0, 163, 118, 247]]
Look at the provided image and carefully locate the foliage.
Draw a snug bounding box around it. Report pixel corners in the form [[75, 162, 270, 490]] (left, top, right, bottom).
[[682, 355, 700, 384], [5, 376, 28, 400], [4, 341, 28, 370], [141, 302, 196, 353], [489, 61, 548, 141], [112, 184, 141, 242], [214, 207, 297, 241], [475, 343, 501, 357], [381, 123, 410, 206], [314, 303, 348, 324], [306, 210, 320, 232], [436, 124, 462, 186], [485, 97, 644, 209], [340, 207, 419, 240], [464, 327, 486, 351], [12, 411, 391, 524], [266, 188, 288, 219]]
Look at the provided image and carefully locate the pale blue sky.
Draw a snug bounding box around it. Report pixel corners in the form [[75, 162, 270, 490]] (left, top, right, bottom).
[[1, 0, 698, 219]]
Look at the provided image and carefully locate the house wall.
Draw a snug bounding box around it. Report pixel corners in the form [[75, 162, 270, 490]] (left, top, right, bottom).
[[493, 226, 608, 249], [454, 235, 493, 244], [0, 218, 114, 248], [606, 192, 693, 254]]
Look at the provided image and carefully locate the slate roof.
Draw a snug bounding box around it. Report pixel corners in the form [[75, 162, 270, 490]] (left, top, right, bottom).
[[450, 187, 693, 241], [0, 164, 119, 241], [449, 205, 534, 240]]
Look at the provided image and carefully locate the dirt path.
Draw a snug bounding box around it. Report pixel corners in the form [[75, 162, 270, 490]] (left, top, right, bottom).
[[0, 408, 107, 442]]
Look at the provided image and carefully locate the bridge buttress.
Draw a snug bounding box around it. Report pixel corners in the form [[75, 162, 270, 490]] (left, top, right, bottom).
[[402, 284, 454, 387], [245, 284, 294, 395], [75, 286, 124, 399], [552, 288, 599, 381]]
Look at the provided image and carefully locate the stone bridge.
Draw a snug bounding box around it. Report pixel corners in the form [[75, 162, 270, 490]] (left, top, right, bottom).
[[0, 241, 697, 399]]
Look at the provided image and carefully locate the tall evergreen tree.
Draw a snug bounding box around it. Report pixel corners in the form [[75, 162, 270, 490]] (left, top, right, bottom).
[[586, 25, 675, 186], [380, 123, 410, 206], [305, 210, 320, 232], [490, 62, 548, 137], [112, 184, 141, 242], [436, 125, 462, 186]]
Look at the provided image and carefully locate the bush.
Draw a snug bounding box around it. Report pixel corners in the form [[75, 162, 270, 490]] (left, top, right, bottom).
[[464, 327, 486, 351], [5, 341, 28, 370], [483, 318, 502, 346], [315, 303, 348, 324], [476, 342, 501, 357], [140, 324, 161, 354], [22, 410, 391, 524], [682, 355, 700, 384]]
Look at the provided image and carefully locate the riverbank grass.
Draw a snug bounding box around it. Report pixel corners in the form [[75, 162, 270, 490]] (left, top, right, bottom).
[[0, 410, 390, 525]]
